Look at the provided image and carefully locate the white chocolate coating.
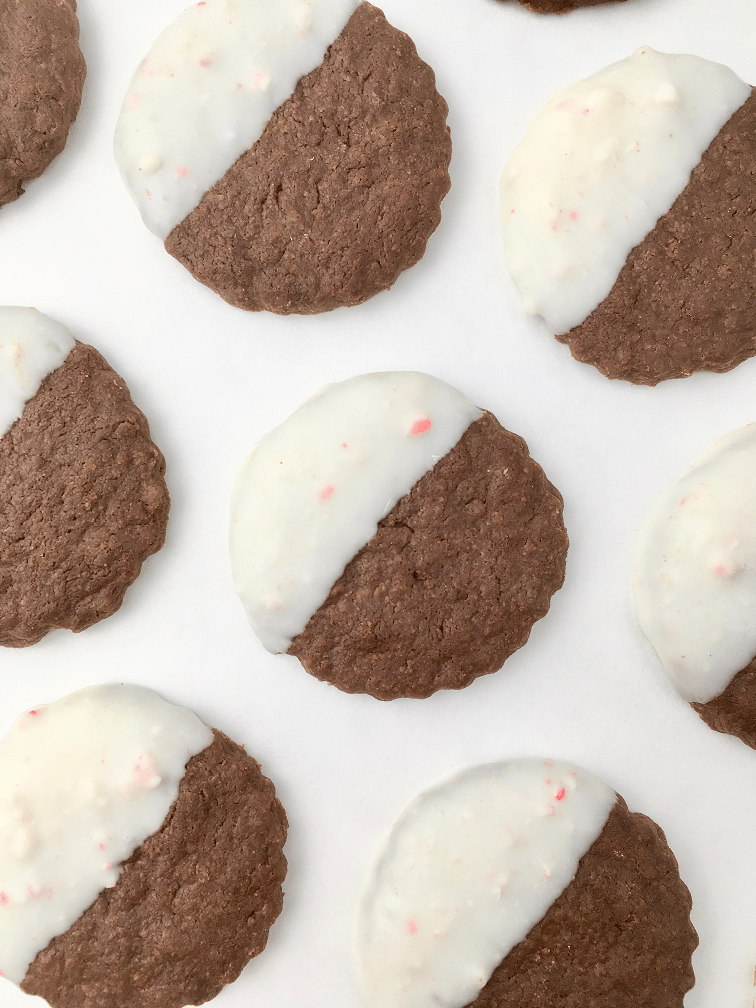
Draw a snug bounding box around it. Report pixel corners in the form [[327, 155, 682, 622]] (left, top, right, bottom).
[[500, 47, 750, 335], [634, 425, 756, 704], [0, 307, 75, 438], [114, 0, 360, 239], [355, 759, 615, 1008], [229, 372, 482, 655], [0, 685, 212, 985]]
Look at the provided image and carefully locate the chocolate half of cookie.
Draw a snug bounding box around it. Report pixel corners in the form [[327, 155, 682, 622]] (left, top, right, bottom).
[[357, 760, 696, 1008], [116, 0, 451, 315], [0, 0, 86, 208], [501, 47, 754, 385], [0, 308, 169, 647], [0, 685, 287, 1008], [230, 372, 567, 701], [633, 423, 756, 748]]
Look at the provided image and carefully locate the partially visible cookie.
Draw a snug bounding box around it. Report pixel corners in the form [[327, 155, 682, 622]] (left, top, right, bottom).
[[230, 372, 568, 700], [356, 759, 697, 1008], [634, 423, 756, 748], [0, 0, 86, 209], [0, 684, 287, 1008], [503, 0, 627, 12], [114, 0, 451, 315], [501, 47, 754, 384], [0, 307, 169, 647]]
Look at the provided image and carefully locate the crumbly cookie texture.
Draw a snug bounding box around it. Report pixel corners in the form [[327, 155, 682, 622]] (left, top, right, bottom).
[[0, 341, 169, 647], [0, 0, 85, 208], [692, 659, 756, 750], [21, 729, 288, 1008], [560, 89, 756, 385], [288, 411, 568, 700], [165, 2, 451, 314], [469, 796, 697, 1008]]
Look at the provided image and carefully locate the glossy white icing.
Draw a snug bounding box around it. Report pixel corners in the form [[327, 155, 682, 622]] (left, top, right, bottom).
[[229, 372, 482, 655], [634, 424, 756, 704], [500, 47, 750, 335], [0, 685, 212, 985], [114, 0, 360, 239], [0, 307, 75, 438], [355, 759, 615, 1008]]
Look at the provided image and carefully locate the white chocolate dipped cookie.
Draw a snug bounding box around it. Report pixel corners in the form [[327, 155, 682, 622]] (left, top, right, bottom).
[[501, 47, 754, 385], [2, 684, 287, 1008], [634, 424, 756, 749], [0, 307, 169, 647], [229, 372, 568, 700], [114, 0, 451, 315], [356, 759, 696, 1008]]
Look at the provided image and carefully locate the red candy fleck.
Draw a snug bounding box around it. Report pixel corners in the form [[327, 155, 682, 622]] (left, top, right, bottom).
[[407, 919, 418, 935], [177, 166, 191, 179], [555, 787, 566, 802], [199, 56, 212, 67], [28, 710, 38, 716], [409, 416, 432, 438], [340, 442, 348, 449], [0, 892, 9, 906], [543, 759, 553, 767], [569, 211, 578, 221], [318, 485, 335, 501], [99, 842, 106, 851]]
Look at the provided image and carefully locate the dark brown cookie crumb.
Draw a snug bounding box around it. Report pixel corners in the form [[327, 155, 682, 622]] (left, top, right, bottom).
[[288, 411, 568, 700], [22, 729, 288, 1008], [166, 1, 451, 314], [0, 0, 86, 208], [559, 89, 756, 385], [0, 341, 169, 647], [467, 796, 697, 1008], [692, 657, 756, 750]]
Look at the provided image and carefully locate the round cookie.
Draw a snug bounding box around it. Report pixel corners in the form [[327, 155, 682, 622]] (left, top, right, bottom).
[[114, 0, 451, 315], [0, 684, 288, 1008], [634, 424, 756, 750], [0, 307, 169, 647], [500, 47, 754, 385], [0, 0, 85, 209], [356, 759, 697, 1008], [230, 372, 568, 700]]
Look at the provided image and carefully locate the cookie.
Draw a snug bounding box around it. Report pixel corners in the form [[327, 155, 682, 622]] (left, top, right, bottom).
[[114, 0, 451, 315], [0, 307, 169, 647], [634, 424, 756, 749], [501, 46, 754, 385], [356, 759, 697, 1008], [230, 372, 568, 700], [0, 684, 287, 1008], [502, 0, 627, 12], [0, 0, 86, 209]]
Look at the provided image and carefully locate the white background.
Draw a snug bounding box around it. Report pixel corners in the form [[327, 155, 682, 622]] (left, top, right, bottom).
[[1, 0, 755, 1005]]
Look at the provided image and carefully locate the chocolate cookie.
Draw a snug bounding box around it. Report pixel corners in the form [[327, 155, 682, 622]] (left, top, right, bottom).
[[0, 685, 287, 1008], [634, 424, 756, 748], [114, 1, 451, 315], [501, 47, 754, 385], [357, 760, 696, 1008], [504, 0, 627, 12], [0, 0, 86, 209], [0, 308, 169, 647], [230, 372, 568, 701]]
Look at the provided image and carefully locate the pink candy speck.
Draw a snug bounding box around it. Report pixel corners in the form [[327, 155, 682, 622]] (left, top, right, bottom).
[[407, 919, 418, 935], [0, 893, 9, 907], [569, 211, 578, 221], [177, 166, 191, 179], [409, 416, 432, 438], [555, 787, 566, 802], [28, 709, 38, 716], [99, 842, 106, 851], [318, 485, 335, 501], [340, 442, 348, 449], [543, 759, 553, 767], [199, 56, 212, 68]]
